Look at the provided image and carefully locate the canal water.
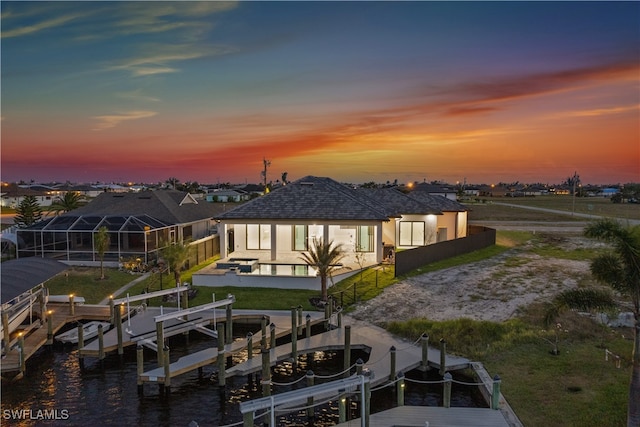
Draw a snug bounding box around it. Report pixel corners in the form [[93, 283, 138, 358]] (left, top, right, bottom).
[[1, 326, 486, 426]]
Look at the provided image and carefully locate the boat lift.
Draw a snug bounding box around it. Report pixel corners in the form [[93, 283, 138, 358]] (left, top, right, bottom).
[[239, 375, 369, 427]]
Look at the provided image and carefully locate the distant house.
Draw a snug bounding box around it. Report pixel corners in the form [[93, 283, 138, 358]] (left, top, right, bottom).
[[411, 183, 458, 200], [206, 189, 249, 203], [53, 184, 105, 199], [1, 183, 56, 208], [15, 190, 219, 266], [214, 176, 468, 269]]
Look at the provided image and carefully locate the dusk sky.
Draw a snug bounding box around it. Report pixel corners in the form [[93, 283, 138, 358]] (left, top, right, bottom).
[[1, 1, 639, 186]]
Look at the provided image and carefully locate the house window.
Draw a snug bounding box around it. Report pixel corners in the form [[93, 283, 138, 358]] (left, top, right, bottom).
[[247, 224, 271, 250], [399, 221, 425, 246], [293, 225, 307, 251], [356, 226, 374, 252]]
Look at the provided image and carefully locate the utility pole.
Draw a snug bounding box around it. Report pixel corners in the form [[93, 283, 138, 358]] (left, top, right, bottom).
[[571, 171, 578, 216], [261, 158, 271, 188]]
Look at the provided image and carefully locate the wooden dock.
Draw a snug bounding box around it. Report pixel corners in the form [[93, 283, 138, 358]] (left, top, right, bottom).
[[138, 309, 326, 383], [139, 312, 469, 389], [1, 303, 110, 376], [334, 406, 511, 427], [227, 316, 469, 388]]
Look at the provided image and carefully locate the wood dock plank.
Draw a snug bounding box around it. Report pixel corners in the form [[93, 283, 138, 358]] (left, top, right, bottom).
[[1, 304, 110, 375], [335, 406, 510, 427]]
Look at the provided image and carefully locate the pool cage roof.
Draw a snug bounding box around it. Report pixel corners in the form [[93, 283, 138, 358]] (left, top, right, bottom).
[[24, 214, 171, 232]]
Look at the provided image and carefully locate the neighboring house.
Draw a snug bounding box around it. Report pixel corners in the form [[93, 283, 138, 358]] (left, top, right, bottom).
[[1, 183, 56, 208], [206, 189, 249, 203], [463, 187, 480, 197], [53, 183, 105, 199], [478, 184, 510, 197], [214, 176, 468, 270], [411, 183, 458, 200], [15, 190, 219, 266]]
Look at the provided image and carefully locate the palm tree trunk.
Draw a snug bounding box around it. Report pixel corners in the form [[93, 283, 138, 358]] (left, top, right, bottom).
[[629, 318, 640, 427], [321, 275, 328, 301]]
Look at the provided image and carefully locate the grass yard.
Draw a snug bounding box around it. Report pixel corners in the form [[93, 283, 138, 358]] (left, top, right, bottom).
[[44, 267, 142, 304], [466, 194, 640, 222], [493, 194, 640, 220]]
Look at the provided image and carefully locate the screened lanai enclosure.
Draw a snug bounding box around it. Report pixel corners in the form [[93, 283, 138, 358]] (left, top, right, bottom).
[[16, 214, 178, 266]]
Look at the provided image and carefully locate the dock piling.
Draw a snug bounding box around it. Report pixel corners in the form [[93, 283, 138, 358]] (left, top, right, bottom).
[[290, 307, 297, 363], [338, 388, 347, 423], [69, 294, 75, 316], [420, 333, 429, 371], [397, 372, 405, 406], [344, 325, 351, 378], [247, 333, 253, 360], [443, 372, 452, 408], [260, 348, 271, 425], [492, 375, 502, 410], [115, 305, 123, 356], [109, 297, 114, 325], [390, 345, 397, 381], [156, 321, 165, 367], [306, 370, 314, 419], [439, 338, 447, 376], [261, 316, 267, 349], [18, 333, 25, 375], [217, 323, 226, 387], [137, 345, 144, 395], [305, 314, 311, 340], [225, 298, 233, 345], [46, 310, 53, 345], [163, 346, 171, 395], [269, 323, 276, 349], [297, 305, 303, 335], [78, 324, 85, 368], [98, 324, 105, 362], [2, 312, 10, 347]]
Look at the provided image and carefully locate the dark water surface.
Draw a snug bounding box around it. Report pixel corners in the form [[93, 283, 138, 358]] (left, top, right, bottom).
[[2, 328, 486, 426]]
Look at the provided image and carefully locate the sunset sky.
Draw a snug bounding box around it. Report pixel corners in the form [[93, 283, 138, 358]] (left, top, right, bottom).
[[1, 1, 638, 186]]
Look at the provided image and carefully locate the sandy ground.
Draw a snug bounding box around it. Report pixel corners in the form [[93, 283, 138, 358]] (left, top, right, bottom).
[[350, 232, 607, 325]]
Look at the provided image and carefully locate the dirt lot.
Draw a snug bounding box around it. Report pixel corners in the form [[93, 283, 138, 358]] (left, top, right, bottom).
[[350, 231, 608, 325]]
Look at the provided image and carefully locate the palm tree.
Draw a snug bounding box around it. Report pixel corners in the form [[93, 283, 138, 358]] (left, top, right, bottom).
[[299, 238, 344, 302], [94, 226, 110, 280], [14, 195, 42, 228], [583, 218, 640, 426], [48, 192, 83, 216], [161, 240, 193, 287]]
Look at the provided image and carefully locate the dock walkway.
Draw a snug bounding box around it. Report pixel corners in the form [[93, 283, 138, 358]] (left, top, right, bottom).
[[228, 316, 469, 388], [138, 310, 326, 383], [1, 304, 110, 376]]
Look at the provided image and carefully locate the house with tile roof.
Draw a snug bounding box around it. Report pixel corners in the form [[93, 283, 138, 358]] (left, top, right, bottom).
[[209, 176, 468, 280], [15, 190, 219, 267]]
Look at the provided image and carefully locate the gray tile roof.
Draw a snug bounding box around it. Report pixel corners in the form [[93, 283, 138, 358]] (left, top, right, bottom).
[[65, 190, 218, 225], [360, 188, 442, 216], [406, 191, 467, 212], [216, 176, 389, 221], [216, 176, 467, 221]]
